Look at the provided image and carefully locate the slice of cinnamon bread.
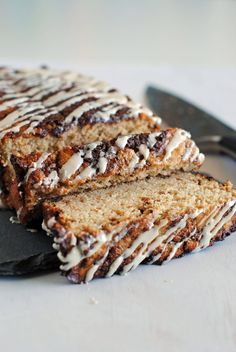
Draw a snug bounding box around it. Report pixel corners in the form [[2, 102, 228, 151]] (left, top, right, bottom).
[[42, 172, 236, 284], [5, 128, 204, 223]]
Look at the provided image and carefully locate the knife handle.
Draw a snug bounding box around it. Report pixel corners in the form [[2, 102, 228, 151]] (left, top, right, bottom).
[[197, 134, 236, 160]]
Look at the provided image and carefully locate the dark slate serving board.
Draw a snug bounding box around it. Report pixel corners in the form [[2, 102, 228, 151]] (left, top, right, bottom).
[[0, 210, 59, 275]]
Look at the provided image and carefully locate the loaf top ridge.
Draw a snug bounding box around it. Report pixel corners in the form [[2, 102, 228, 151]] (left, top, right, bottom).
[[0, 66, 161, 140]]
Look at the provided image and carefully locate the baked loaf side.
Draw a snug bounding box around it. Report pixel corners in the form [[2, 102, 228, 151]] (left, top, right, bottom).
[[0, 67, 160, 165], [5, 128, 204, 223], [42, 172, 236, 284]]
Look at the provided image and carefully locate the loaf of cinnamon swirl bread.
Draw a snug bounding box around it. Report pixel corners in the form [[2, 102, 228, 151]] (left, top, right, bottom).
[[42, 172, 236, 284], [4, 128, 204, 223], [2, 66, 235, 286], [0, 66, 160, 162], [0, 66, 161, 207]]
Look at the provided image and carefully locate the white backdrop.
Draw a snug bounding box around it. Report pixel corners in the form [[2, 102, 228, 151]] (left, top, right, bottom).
[[0, 0, 236, 67]]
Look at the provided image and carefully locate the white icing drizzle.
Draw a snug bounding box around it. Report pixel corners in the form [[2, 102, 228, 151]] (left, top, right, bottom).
[[42, 219, 49, 233], [25, 153, 50, 181], [95, 104, 124, 119], [148, 132, 161, 148], [164, 228, 196, 263], [42, 216, 56, 235], [182, 143, 194, 161], [77, 165, 96, 179], [57, 231, 108, 272], [106, 219, 167, 277], [85, 249, 109, 283], [151, 116, 162, 125], [58, 246, 83, 271], [43, 170, 59, 188], [129, 153, 139, 170], [106, 256, 124, 278], [152, 202, 236, 262], [190, 147, 200, 162], [115, 135, 130, 149], [164, 129, 190, 161], [85, 264, 100, 283], [52, 243, 60, 250], [55, 92, 104, 111], [98, 157, 108, 174], [60, 151, 84, 181], [49, 221, 129, 281], [141, 215, 188, 266], [197, 153, 205, 164], [43, 81, 110, 108], [58, 142, 102, 182], [0, 67, 159, 139], [182, 142, 205, 164], [194, 200, 236, 252], [159, 210, 204, 263], [0, 103, 51, 138], [189, 208, 204, 219], [139, 144, 150, 160], [47, 216, 56, 228]]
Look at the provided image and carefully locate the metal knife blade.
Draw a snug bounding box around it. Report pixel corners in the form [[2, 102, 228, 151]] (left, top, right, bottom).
[[146, 86, 235, 139]]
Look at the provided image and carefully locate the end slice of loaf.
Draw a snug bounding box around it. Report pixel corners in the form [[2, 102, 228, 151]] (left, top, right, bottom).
[[42, 172, 236, 284], [4, 128, 204, 223]]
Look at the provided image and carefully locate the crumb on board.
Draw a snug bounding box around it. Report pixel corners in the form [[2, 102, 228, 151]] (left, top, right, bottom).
[[89, 297, 99, 305], [9, 216, 38, 233], [26, 228, 38, 233], [9, 216, 20, 224]]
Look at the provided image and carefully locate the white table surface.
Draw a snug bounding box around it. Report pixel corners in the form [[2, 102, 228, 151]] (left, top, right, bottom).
[[0, 65, 236, 352], [1, 0, 236, 67]]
